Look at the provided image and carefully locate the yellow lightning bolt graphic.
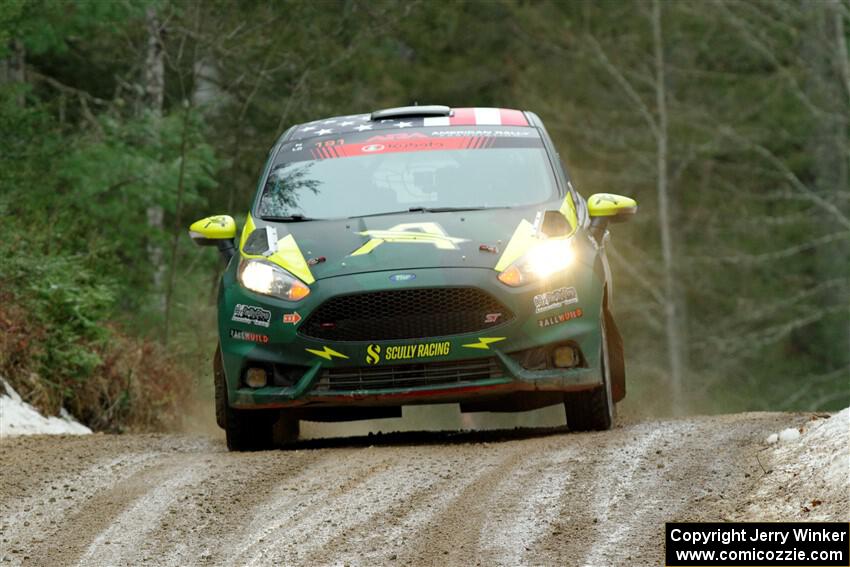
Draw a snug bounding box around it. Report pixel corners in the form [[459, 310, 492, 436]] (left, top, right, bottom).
[[461, 337, 507, 350], [305, 346, 349, 360]]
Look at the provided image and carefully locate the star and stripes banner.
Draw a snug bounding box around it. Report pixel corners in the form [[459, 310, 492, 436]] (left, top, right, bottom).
[[289, 107, 530, 141]]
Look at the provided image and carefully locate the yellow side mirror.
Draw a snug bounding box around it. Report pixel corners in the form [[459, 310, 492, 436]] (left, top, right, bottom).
[[587, 193, 637, 223], [189, 215, 237, 245]]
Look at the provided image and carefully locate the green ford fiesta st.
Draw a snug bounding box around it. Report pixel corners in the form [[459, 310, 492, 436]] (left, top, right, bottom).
[[189, 105, 637, 451]]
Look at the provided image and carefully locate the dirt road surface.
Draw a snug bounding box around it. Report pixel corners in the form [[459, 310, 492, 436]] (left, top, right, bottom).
[[0, 411, 837, 566]]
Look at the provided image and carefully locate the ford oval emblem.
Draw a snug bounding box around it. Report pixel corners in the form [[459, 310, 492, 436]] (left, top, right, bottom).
[[389, 273, 416, 282]]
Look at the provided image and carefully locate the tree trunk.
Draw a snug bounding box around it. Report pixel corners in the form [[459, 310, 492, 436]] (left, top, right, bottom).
[[144, 7, 165, 114], [652, 0, 686, 412], [804, 1, 850, 379], [1, 39, 26, 106], [833, 0, 850, 105], [163, 102, 191, 345], [829, 0, 850, 362], [144, 6, 166, 312]]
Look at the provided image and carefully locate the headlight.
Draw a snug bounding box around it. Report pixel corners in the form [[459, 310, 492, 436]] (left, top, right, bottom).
[[237, 258, 310, 301], [497, 238, 575, 287]]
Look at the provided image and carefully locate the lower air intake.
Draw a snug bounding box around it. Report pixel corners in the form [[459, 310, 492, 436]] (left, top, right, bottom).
[[313, 357, 503, 391]]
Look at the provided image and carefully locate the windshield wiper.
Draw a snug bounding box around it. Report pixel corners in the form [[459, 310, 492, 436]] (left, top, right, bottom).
[[261, 214, 316, 222], [413, 206, 499, 213], [349, 206, 498, 219]]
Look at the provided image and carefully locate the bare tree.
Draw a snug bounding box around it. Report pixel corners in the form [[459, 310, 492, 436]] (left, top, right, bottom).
[[651, 0, 686, 410], [144, 6, 166, 311], [582, 1, 688, 411], [0, 39, 26, 106]]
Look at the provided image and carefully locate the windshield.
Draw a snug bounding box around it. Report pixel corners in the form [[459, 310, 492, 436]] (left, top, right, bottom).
[[256, 127, 557, 219]]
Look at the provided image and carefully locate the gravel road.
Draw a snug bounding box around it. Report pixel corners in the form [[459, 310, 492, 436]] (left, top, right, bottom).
[[0, 411, 826, 566]]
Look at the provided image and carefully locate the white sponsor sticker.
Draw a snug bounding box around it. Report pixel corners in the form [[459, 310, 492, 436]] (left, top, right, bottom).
[[232, 304, 271, 327], [533, 286, 578, 314]]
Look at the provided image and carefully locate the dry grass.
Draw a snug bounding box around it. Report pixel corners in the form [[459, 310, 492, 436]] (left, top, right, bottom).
[[0, 295, 194, 432]]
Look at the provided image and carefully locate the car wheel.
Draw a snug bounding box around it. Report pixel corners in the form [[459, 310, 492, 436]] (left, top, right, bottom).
[[214, 345, 298, 451], [564, 316, 615, 431], [272, 415, 301, 445]]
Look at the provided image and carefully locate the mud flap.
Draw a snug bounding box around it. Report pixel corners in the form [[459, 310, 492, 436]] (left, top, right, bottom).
[[603, 306, 626, 402], [213, 345, 226, 429]]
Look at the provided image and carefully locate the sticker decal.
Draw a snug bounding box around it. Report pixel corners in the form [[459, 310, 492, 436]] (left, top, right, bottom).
[[593, 194, 621, 205], [365, 341, 451, 364], [462, 337, 506, 350], [538, 308, 583, 328], [305, 346, 349, 360], [533, 287, 578, 314], [430, 129, 534, 138], [232, 304, 271, 327], [351, 222, 468, 256], [229, 329, 269, 344], [366, 344, 381, 365], [309, 136, 506, 160], [205, 216, 230, 228], [282, 312, 302, 325]]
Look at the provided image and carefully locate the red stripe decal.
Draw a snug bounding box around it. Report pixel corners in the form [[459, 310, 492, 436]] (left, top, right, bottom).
[[450, 107, 476, 125], [499, 109, 528, 126], [304, 135, 524, 160]]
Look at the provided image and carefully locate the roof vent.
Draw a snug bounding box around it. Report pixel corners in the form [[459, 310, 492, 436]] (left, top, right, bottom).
[[371, 105, 451, 121]]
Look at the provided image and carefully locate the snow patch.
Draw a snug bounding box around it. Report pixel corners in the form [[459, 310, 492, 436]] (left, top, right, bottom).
[[778, 427, 801, 442], [0, 378, 91, 437], [745, 408, 849, 521], [766, 427, 803, 445]]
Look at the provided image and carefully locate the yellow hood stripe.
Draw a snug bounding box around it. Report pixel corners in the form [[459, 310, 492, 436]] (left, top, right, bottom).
[[272, 234, 315, 284], [494, 196, 578, 272], [240, 213, 256, 250], [240, 213, 315, 284], [494, 219, 537, 272], [560, 193, 578, 229]]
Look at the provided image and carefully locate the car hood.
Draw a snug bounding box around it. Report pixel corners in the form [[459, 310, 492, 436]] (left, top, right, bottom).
[[252, 202, 561, 280]]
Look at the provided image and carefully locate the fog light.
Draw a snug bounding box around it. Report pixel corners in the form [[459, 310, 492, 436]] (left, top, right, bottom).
[[245, 367, 268, 388], [553, 345, 579, 368]]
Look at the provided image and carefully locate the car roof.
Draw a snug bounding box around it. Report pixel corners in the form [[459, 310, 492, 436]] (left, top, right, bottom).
[[284, 106, 532, 142]]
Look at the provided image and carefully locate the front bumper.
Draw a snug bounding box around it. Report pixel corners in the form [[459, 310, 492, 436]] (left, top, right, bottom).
[[219, 264, 604, 410], [229, 343, 603, 410]]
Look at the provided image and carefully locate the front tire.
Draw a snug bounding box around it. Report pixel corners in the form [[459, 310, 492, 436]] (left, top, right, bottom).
[[225, 406, 278, 452], [213, 345, 300, 451], [564, 317, 615, 431]]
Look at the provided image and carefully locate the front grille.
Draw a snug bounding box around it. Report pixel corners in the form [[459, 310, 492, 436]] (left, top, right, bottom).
[[300, 287, 513, 341], [313, 357, 503, 391]]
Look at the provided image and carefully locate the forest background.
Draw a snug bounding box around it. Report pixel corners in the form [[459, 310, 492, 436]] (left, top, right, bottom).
[[1, 0, 847, 431]]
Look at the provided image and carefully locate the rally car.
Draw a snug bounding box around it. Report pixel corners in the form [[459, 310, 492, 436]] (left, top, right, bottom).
[[189, 105, 637, 451]]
